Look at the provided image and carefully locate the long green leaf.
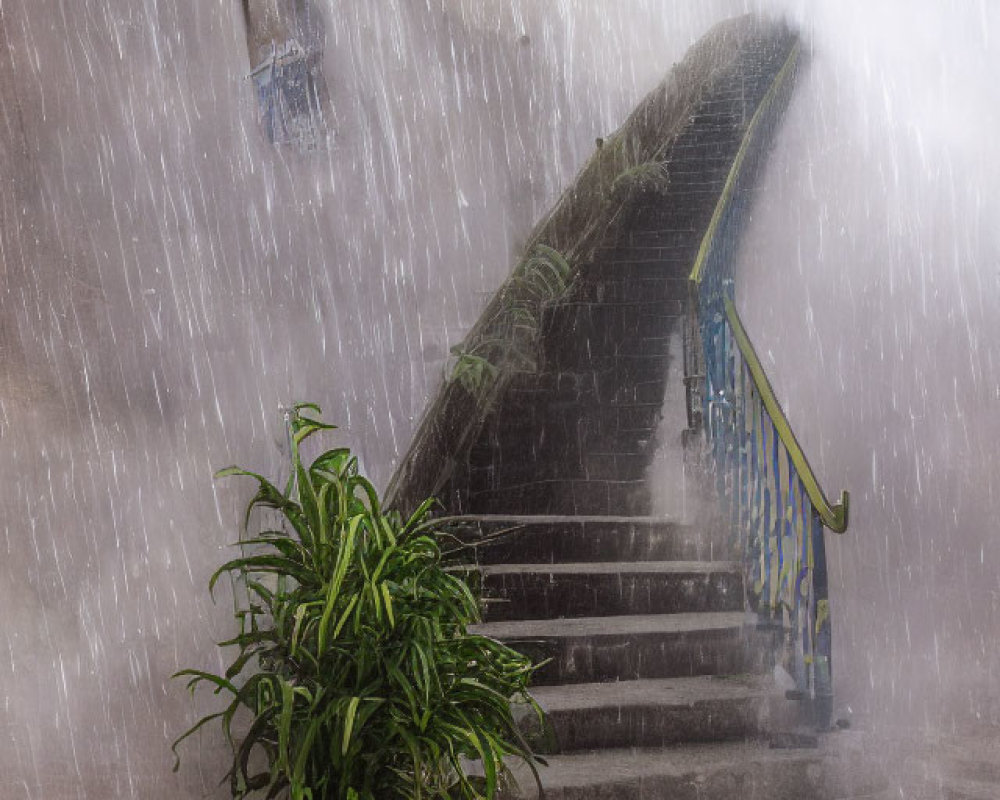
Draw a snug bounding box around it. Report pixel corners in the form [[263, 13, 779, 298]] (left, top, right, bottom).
[[170, 709, 226, 770], [173, 668, 238, 697], [380, 582, 395, 629], [278, 679, 295, 771], [331, 593, 360, 641], [209, 555, 314, 596], [317, 515, 362, 653], [342, 696, 360, 756]]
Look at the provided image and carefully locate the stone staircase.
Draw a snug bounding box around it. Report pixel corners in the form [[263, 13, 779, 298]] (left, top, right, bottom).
[[444, 25, 885, 800], [463, 515, 880, 799], [452, 35, 789, 518]]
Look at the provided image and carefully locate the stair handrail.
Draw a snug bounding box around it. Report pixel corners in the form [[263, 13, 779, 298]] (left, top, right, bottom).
[[723, 298, 849, 532], [688, 39, 801, 288], [680, 34, 849, 727], [686, 39, 849, 532]]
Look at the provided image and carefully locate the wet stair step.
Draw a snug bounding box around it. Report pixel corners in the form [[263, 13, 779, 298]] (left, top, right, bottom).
[[504, 369, 667, 406], [492, 736, 885, 800], [623, 227, 698, 247], [467, 433, 658, 486], [526, 675, 775, 752], [479, 560, 743, 621], [466, 477, 651, 517], [468, 448, 653, 489], [468, 410, 661, 463], [542, 301, 684, 342], [477, 399, 665, 437], [470, 611, 773, 685], [532, 352, 674, 386], [570, 276, 689, 305], [539, 328, 677, 369], [456, 515, 731, 564]]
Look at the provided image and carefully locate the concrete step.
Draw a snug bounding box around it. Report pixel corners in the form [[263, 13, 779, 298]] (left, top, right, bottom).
[[686, 110, 744, 127], [494, 734, 885, 800], [466, 432, 657, 493], [627, 206, 717, 233], [526, 674, 775, 752], [583, 449, 654, 481], [541, 300, 684, 345], [570, 276, 688, 306], [670, 129, 742, 151], [666, 166, 732, 183], [479, 399, 665, 439], [468, 401, 664, 473], [475, 395, 664, 427], [588, 246, 698, 268], [542, 352, 672, 379], [505, 368, 667, 406], [622, 227, 698, 248], [632, 197, 726, 225], [587, 241, 695, 264], [539, 325, 681, 371], [453, 516, 732, 565], [479, 445, 655, 483], [466, 477, 651, 516], [480, 560, 743, 621], [672, 128, 744, 151], [467, 445, 653, 489], [471, 611, 772, 685]]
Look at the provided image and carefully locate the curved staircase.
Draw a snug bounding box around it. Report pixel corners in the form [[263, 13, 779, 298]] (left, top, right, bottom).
[[453, 25, 876, 800], [390, 14, 883, 799]]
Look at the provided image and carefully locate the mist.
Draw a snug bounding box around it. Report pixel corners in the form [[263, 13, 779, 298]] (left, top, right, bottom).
[[2, 0, 998, 797], [736, 0, 1000, 732], [0, 2, 743, 797]]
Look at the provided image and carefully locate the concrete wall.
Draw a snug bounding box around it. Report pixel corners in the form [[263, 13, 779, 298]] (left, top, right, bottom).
[[0, 2, 742, 797]]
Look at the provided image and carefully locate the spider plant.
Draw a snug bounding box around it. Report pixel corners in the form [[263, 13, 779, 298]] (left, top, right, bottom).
[[172, 403, 543, 799]]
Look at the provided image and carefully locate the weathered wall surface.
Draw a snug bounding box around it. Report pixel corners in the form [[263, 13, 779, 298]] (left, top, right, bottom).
[[0, 1, 743, 797]]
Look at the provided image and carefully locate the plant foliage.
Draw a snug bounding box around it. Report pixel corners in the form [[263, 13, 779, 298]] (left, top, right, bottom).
[[447, 347, 501, 396], [611, 161, 670, 197], [173, 403, 543, 799], [510, 244, 571, 305], [446, 244, 572, 390]]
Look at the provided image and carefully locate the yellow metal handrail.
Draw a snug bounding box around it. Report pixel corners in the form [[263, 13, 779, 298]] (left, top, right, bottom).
[[724, 298, 849, 532], [689, 41, 801, 286], [686, 37, 849, 534]]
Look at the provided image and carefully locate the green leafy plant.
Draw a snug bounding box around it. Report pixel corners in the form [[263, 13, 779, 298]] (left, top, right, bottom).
[[510, 244, 571, 304], [446, 244, 572, 389], [447, 346, 500, 395], [172, 403, 543, 799], [611, 160, 670, 197]]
